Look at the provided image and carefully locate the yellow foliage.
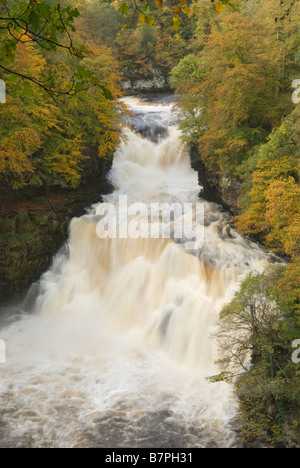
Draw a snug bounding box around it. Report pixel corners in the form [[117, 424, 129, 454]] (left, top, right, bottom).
[[0, 128, 41, 188], [236, 156, 300, 256], [0, 26, 124, 191], [265, 179, 300, 257]]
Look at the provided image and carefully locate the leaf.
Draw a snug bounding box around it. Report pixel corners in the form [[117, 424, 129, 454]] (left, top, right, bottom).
[[214, 2, 224, 13], [75, 65, 93, 80], [172, 15, 181, 30], [206, 372, 233, 383], [72, 8, 80, 18], [174, 5, 180, 14], [182, 6, 191, 14], [145, 15, 155, 26], [74, 82, 86, 93], [99, 85, 113, 100], [180, 0, 186, 4], [139, 12, 146, 24], [118, 3, 129, 15], [154, 0, 163, 6], [142, 2, 149, 12], [121, 23, 129, 31]]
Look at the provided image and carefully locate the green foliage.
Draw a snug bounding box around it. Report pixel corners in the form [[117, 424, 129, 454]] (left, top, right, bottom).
[[214, 268, 300, 446], [0, 0, 95, 97], [0, 0, 80, 57]]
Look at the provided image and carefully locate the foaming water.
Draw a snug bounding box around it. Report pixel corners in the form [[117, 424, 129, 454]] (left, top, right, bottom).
[[0, 96, 270, 448]]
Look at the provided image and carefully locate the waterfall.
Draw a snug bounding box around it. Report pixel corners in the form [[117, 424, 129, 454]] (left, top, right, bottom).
[[0, 95, 270, 448]]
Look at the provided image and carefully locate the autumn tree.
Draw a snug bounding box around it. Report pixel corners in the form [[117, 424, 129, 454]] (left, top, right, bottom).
[[172, 11, 286, 174], [213, 269, 300, 446], [236, 106, 300, 257], [0, 14, 125, 192]]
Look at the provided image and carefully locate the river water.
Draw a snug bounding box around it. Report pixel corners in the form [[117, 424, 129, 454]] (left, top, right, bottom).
[[0, 95, 271, 448]]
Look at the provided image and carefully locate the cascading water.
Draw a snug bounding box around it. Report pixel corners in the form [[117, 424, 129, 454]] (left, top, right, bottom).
[[0, 95, 271, 448]]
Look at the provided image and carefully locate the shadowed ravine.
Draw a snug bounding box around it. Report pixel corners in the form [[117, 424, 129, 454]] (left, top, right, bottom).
[[0, 96, 272, 448]]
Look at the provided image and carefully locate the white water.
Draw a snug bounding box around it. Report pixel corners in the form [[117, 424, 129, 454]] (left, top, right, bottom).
[[0, 96, 270, 448]]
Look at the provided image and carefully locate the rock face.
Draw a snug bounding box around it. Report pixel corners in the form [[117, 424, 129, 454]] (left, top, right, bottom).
[[218, 176, 242, 216], [190, 145, 242, 216], [0, 165, 113, 308]]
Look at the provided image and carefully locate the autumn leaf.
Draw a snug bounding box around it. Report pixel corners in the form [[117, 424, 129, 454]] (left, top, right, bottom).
[[139, 12, 146, 24], [182, 6, 191, 14], [145, 15, 155, 26], [173, 15, 181, 30], [214, 2, 224, 13]]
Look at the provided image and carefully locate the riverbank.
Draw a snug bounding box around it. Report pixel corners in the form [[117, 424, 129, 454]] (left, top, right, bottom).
[[0, 168, 113, 309], [189, 145, 242, 216]]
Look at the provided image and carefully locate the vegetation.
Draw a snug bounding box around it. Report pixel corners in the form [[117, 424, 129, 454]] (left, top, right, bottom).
[[0, 0, 96, 97], [0, 0, 197, 192], [170, 0, 300, 447], [213, 269, 300, 446], [236, 105, 300, 259], [1, 0, 300, 448], [0, 1, 125, 193], [171, 1, 299, 174]]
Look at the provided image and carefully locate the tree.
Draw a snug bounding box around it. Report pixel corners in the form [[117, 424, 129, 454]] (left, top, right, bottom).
[[0, 0, 94, 97], [213, 269, 300, 446], [236, 106, 300, 256], [265, 179, 300, 258], [172, 11, 282, 174], [0, 23, 125, 192], [115, 0, 299, 30], [215, 272, 289, 376]]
